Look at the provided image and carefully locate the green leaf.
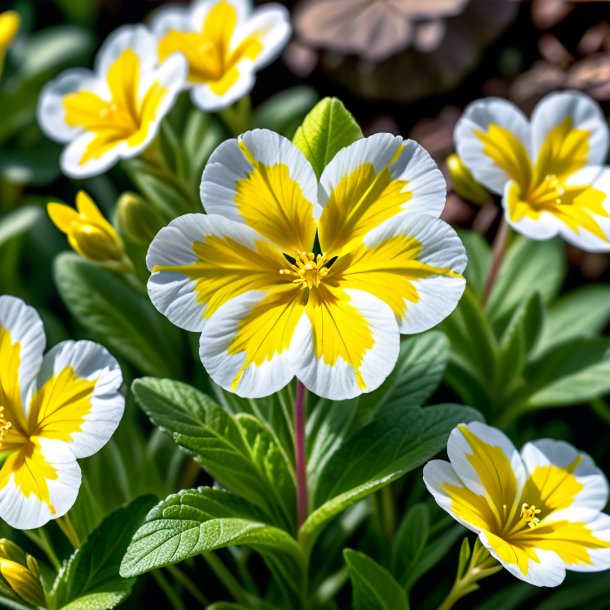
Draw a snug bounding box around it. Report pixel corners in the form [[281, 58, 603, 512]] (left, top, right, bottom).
[[253, 87, 319, 138], [344, 550, 409, 610], [131, 378, 295, 529], [51, 496, 156, 610], [536, 285, 610, 356], [524, 338, 610, 409], [293, 97, 362, 178], [0, 206, 42, 246], [486, 235, 565, 332], [119, 488, 304, 586], [302, 404, 482, 542], [459, 229, 491, 297], [54, 254, 183, 378], [391, 503, 429, 586]]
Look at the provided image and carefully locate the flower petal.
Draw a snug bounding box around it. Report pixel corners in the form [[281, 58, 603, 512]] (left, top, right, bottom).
[[27, 340, 123, 459], [338, 214, 466, 333], [37, 69, 98, 143], [200, 129, 320, 252], [59, 132, 123, 179], [193, 0, 252, 41], [504, 167, 610, 252], [318, 134, 446, 257], [294, 288, 399, 400], [447, 422, 526, 515], [423, 459, 493, 534], [231, 4, 291, 70], [0, 438, 81, 529], [520, 439, 608, 513], [479, 530, 566, 587], [531, 91, 609, 173], [190, 59, 256, 111], [454, 97, 531, 195], [147, 213, 286, 332], [199, 288, 307, 398], [0, 296, 45, 430]]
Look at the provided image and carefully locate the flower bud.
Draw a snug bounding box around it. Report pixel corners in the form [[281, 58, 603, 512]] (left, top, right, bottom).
[[69, 223, 124, 264], [447, 154, 490, 206], [0, 539, 46, 608], [0, 11, 19, 52], [116, 192, 164, 246]]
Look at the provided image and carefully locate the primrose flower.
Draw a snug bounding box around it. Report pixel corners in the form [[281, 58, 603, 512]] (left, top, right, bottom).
[[147, 129, 466, 399], [0, 295, 124, 529], [424, 422, 610, 587], [455, 91, 610, 251], [48, 191, 127, 267], [0, 539, 45, 608], [37, 25, 187, 178], [151, 0, 291, 111]]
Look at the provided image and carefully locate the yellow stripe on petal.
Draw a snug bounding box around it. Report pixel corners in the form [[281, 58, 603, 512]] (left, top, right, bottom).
[[337, 234, 461, 319], [474, 124, 532, 191], [209, 64, 241, 96], [0, 441, 58, 512], [235, 142, 318, 253], [441, 482, 497, 532], [27, 367, 96, 443], [306, 284, 375, 390], [319, 160, 411, 257], [228, 286, 307, 390], [0, 327, 28, 442], [202, 0, 238, 61], [153, 233, 285, 320]]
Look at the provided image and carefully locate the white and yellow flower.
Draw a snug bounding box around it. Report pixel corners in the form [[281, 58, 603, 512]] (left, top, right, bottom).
[[151, 0, 291, 111], [424, 422, 610, 587], [147, 129, 466, 399], [37, 25, 187, 178], [455, 91, 610, 251], [0, 295, 124, 529]]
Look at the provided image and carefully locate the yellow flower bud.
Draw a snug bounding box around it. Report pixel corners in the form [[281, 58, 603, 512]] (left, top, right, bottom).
[[447, 153, 491, 206], [48, 191, 127, 266], [0, 539, 46, 609], [116, 192, 164, 246], [0, 11, 19, 51]]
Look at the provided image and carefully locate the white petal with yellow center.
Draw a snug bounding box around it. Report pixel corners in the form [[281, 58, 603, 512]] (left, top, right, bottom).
[[201, 129, 320, 253], [318, 133, 446, 257], [27, 340, 123, 459]]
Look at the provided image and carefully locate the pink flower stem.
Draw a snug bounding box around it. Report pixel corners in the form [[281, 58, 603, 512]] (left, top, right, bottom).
[[294, 380, 308, 530], [482, 218, 509, 307]]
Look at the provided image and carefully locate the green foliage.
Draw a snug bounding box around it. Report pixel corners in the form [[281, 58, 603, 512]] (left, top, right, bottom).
[[54, 254, 183, 378], [49, 496, 156, 610], [293, 97, 363, 178], [344, 550, 409, 610], [131, 378, 296, 529], [252, 87, 319, 138]]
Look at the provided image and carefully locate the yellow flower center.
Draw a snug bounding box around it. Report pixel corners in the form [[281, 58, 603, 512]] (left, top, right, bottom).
[[279, 251, 329, 289], [0, 406, 12, 449], [527, 173, 566, 207]]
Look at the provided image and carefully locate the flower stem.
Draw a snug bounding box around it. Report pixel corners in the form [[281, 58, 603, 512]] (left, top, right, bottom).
[[294, 380, 308, 531], [165, 564, 208, 607], [56, 514, 80, 549], [436, 538, 501, 610], [24, 529, 61, 571], [202, 552, 252, 606], [482, 218, 509, 307], [153, 569, 188, 610]]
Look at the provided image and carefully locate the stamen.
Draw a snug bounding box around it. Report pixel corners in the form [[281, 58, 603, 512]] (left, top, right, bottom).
[[0, 406, 12, 447], [279, 251, 329, 289], [520, 503, 542, 529]]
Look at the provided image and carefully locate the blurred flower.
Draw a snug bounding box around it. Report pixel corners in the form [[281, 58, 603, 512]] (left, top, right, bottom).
[[288, 0, 516, 101], [147, 129, 466, 399], [48, 191, 128, 268], [447, 154, 491, 206], [0, 539, 45, 608], [0, 10, 19, 78], [424, 422, 610, 586], [455, 90, 610, 251], [0, 295, 124, 529], [151, 0, 291, 111], [37, 25, 187, 178], [116, 191, 165, 247]]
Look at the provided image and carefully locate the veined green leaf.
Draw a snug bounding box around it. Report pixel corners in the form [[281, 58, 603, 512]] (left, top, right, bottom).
[[50, 496, 156, 610], [302, 404, 482, 543], [54, 254, 183, 378], [120, 488, 304, 584], [391, 503, 429, 587], [132, 378, 295, 529], [344, 550, 409, 610], [293, 97, 362, 178]]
